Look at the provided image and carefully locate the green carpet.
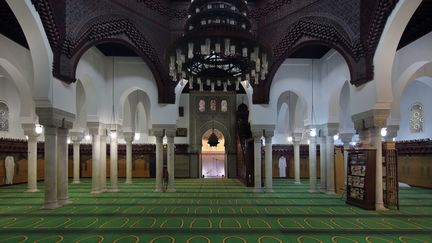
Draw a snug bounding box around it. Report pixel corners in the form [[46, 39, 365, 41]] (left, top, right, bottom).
[[0, 179, 431, 242]]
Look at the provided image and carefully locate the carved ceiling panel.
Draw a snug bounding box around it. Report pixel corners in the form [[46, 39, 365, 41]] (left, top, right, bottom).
[[29, 0, 398, 104]]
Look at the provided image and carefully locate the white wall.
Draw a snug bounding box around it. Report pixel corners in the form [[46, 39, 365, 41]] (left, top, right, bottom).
[[0, 75, 23, 139], [397, 80, 432, 140]]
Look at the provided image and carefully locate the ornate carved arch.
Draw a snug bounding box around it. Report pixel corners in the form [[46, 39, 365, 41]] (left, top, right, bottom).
[[54, 17, 174, 103], [253, 17, 368, 104]]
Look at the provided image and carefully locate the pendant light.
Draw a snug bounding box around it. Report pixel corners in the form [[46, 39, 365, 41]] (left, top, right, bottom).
[[207, 118, 219, 147]]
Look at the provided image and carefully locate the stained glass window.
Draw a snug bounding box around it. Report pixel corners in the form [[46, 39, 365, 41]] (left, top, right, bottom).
[[199, 99, 205, 112], [0, 102, 9, 132], [210, 99, 216, 112], [221, 100, 227, 112], [410, 103, 423, 133]]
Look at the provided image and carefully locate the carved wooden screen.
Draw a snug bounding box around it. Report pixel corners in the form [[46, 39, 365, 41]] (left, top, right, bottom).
[[0, 102, 8, 132], [409, 103, 423, 133]]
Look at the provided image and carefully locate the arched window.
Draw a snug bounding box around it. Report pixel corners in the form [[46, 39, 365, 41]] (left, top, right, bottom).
[[210, 99, 217, 112], [0, 102, 9, 132], [410, 103, 423, 133], [198, 99, 205, 112], [221, 100, 228, 112]]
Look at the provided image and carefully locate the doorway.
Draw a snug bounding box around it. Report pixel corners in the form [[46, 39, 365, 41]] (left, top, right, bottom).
[[201, 128, 226, 178]]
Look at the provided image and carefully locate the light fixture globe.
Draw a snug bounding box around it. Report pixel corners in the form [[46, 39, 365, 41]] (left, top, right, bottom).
[[35, 124, 43, 134], [207, 131, 219, 147], [168, 0, 271, 92]]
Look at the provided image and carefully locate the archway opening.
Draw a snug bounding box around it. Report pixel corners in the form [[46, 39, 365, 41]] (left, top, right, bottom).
[[201, 129, 226, 178]]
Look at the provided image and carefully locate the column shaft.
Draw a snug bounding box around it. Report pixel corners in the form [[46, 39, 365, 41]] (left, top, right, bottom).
[[26, 136, 38, 192], [343, 144, 349, 186], [42, 126, 59, 209], [264, 137, 273, 192], [72, 142, 80, 183], [125, 141, 133, 184], [326, 136, 336, 194], [372, 128, 386, 210], [100, 135, 107, 191], [57, 128, 70, 205], [309, 137, 317, 192], [155, 135, 163, 192], [253, 137, 262, 192], [91, 134, 101, 193], [167, 135, 176, 192], [294, 142, 301, 184], [319, 137, 327, 191], [109, 138, 118, 192]]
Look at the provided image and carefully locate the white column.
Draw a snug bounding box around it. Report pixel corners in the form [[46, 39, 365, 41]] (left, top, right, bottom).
[[154, 130, 164, 192], [264, 130, 273, 192], [99, 133, 107, 192], [166, 130, 176, 192], [91, 133, 101, 193], [308, 136, 317, 192], [109, 135, 118, 192], [25, 131, 39, 192], [124, 133, 134, 184], [293, 141, 301, 184], [57, 128, 71, 205], [372, 127, 386, 210], [72, 138, 82, 184], [326, 135, 336, 194], [252, 130, 262, 192], [42, 126, 59, 209], [340, 133, 354, 187], [319, 136, 326, 192]]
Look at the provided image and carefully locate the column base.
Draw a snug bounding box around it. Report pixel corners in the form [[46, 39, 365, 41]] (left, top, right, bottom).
[[265, 188, 274, 193], [375, 203, 388, 211], [99, 188, 107, 193], [58, 199, 72, 206], [253, 188, 263, 193], [294, 181, 301, 185], [41, 202, 60, 210], [91, 190, 102, 194], [308, 189, 318, 193], [72, 180, 80, 184], [108, 188, 119, 193], [325, 190, 336, 195], [125, 180, 133, 184], [154, 188, 163, 193], [167, 188, 176, 192], [26, 188, 39, 193]]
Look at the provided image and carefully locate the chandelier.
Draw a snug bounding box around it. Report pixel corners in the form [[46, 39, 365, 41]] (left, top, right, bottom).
[[168, 0, 271, 92]]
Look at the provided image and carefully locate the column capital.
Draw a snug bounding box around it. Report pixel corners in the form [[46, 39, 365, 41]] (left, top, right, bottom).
[[69, 132, 84, 143], [251, 129, 263, 140], [292, 132, 302, 143], [339, 132, 354, 145], [22, 123, 39, 138], [264, 129, 274, 138], [151, 128, 164, 138], [87, 122, 105, 135], [352, 109, 389, 130], [320, 123, 339, 137], [385, 125, 399, 141], [36, 107, 75, 129], [251, 125, 274, 137], [123, 132, 134, 143], [165, 129, 177, 138]]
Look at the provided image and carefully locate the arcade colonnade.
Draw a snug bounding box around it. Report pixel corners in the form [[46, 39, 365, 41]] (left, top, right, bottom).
[[1, 0, 427, 212]]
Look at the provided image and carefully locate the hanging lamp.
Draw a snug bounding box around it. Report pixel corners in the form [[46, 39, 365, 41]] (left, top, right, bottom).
[[207, 118, 219, 147]]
